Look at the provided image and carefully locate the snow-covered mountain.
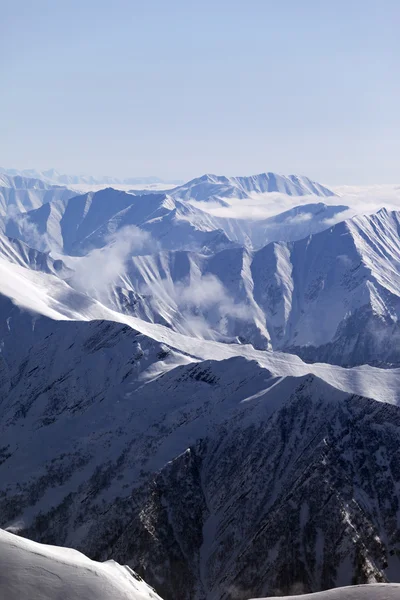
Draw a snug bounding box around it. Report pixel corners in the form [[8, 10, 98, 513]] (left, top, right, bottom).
[[0, 168, 334, 197], [2, 315, 400, 598], [0, 167, 182, 187], [0, 529, 162, 600], [4, 188, 238, 255], [7, 197, 400, 366], [5, 186, 349, 256], [0, 173, 76, 216], [155, 172, 337, 204], [2, 166, 400, 599], [0, 232, 400, 599], [58, 207, 400, 367]]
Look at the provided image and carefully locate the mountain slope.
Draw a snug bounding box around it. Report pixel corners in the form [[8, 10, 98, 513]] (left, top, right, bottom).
[[263, 208, 400, 365], [0, 529, 162, 600], [0, 231, 399, 403], [64, 207, 400, 366], [1, 329, 400, 599]]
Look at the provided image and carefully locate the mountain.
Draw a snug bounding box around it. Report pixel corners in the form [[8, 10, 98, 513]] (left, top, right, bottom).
[[0, 168, 333, 196], [4, 188, 237, 255], [60, 207, 400, 367], [0, 173, 76, 216], [162, 172, 337, 204], [1, 234, 400, 598], [2, 170, 400, 599], [260, 207, 400, 366], [0, 167, 182, 187], [0, 529, 163, 600], [5, 185, 348, 256], [2, 315, 400, 598], [7, 201, 400, 367]]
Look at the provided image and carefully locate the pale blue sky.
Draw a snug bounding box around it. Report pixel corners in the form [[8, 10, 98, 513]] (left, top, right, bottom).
[[1, 0, 399, 184]]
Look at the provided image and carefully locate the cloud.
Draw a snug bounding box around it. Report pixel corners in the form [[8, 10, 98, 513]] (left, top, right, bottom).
[[188, 184, 400, 224], [6, 214, 49, 253], [141, 273, 252, 339], [278, 212, 314, 225], [178, 274, 251, 320], [70, 225, 155, 298]]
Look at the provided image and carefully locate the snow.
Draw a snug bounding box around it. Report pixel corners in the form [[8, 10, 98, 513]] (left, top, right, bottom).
[[252, 584, 400, 599], [0, 528, 162, 600]]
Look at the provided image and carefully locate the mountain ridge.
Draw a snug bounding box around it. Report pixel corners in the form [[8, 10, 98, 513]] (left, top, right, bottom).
[[137, 171, 337, 204]]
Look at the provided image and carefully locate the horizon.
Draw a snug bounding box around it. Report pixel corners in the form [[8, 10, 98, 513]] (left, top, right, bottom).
[[1, 0, 399, 185], [2, 165, 400, 189]]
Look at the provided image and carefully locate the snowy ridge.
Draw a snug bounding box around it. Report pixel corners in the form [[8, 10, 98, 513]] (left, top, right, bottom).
[[0, 529, 162, 600], [252, 585, 400, 599], [164, 172, 337, 203]]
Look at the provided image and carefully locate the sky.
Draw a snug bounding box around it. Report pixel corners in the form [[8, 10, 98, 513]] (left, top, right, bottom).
[[1, 0, 399, 184]]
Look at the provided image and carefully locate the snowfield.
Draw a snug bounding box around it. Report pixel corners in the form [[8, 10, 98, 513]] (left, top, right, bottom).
[[253, 584, 400, 599], [0, 529, 162, 600]]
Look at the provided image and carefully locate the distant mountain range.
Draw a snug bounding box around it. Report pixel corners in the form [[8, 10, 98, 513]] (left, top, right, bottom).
[[4, 183, 346, 255], [0, 167, 183, 187]]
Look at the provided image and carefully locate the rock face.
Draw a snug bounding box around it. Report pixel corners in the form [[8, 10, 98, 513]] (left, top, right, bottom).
[[99, 384, 400, 600]]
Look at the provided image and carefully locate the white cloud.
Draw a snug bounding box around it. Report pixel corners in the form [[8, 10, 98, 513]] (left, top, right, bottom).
[[8, 216, 49, 253], [70, 225, 155, 297], [141, 273, 251, 340], [188, 184, 400, 224]]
